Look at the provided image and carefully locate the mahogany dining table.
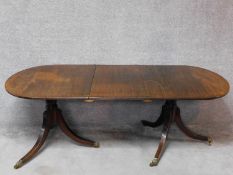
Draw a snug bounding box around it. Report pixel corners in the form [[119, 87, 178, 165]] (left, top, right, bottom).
[[5, 65, 229, 168]]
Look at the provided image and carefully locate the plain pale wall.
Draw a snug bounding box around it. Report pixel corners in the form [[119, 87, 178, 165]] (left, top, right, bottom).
[[0, 0, 232, 150]]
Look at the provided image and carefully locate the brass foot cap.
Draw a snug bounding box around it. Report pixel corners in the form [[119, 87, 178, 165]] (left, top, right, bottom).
[[14, 160, 23, 169], [93, 142, 100, 148], [208, 137, 213, 146], [149, 158, 158, 167]]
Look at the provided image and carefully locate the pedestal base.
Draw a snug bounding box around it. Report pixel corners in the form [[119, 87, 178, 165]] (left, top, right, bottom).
[[142, 100, 212, 167], [14, 100, 99, 169]]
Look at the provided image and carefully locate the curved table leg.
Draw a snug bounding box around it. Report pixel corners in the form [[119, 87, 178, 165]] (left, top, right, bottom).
[[141, 115, 164, 128], [14, 100, 99, 169], [149, 105, 175, 167], [175, 108, 212, 145], [14, 110, 52, 169], [141, 104, 166, 128], [56, 109, 99, 148], [144, 100, 212, 167]]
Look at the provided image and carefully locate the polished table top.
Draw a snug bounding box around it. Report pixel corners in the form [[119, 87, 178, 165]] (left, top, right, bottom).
[[5, 65, 229, 100]]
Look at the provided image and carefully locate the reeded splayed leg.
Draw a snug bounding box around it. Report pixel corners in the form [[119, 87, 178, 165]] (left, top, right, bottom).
[[175, 107, 212, 145], [14, 100, 99, 169], [143, 100, 212, 167], [14, 107, 53, 169], [149, 101, 176, 166], [56, 108, 99, 147], [141, 103, 167, 128]]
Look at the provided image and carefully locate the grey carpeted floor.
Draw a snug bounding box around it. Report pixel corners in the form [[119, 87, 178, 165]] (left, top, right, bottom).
[[1, 104, 233, 175], [1, 0, 233, 174]]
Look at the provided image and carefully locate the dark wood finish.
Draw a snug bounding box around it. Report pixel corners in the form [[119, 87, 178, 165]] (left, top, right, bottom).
[[142, 103, 166, 127], [90, 65, 229, 100], [142, 100, 212, 166], [14, 109, 51, 169], [14, 100, 99, 169], [5, 65, 229, 100], [175, 108, 210, 141], [56, 108, 98, 146], [5, 65, 229, 168], [5, 65, 96, 99], [150, 102, 175, 167]]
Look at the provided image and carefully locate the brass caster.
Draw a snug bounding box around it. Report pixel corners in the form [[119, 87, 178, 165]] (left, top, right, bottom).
[[208, 137, 213, 146], [149, 158, 158, 167], [93, 142, 100, 148], [14, 160, 24, 169]]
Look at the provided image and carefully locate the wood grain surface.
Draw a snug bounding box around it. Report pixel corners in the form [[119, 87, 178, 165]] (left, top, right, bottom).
[[5, 65, 229, 100], [5, 65, 95, 99], [90, 65, 229, 100]]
